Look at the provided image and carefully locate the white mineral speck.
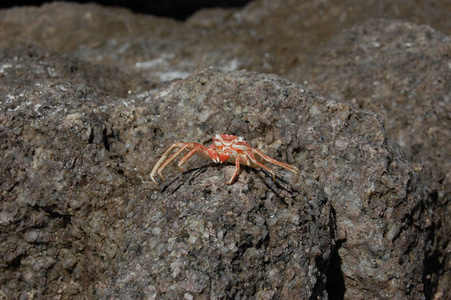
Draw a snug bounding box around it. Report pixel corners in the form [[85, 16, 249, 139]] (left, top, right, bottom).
[[0, 63, 12, 74], [228, 242, 238, 252], [188, 234, 197, 244], [290, 214, 300, 224], [151, 227, 161, 236], [183, 293, 194, 300]]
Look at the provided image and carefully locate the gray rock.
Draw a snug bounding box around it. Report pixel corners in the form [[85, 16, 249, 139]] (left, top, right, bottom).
[[106, 166, 333, 299], [287, 19, 451, 298], [0, 1, 448, 299], [0, 46, 335, 299], [139, 68, 436, 299], [1, 1, 450, 82], [0, 45, 436, 298]]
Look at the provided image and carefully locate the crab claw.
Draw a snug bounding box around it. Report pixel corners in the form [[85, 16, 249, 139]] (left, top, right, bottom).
[[208, 147, 221, 163]]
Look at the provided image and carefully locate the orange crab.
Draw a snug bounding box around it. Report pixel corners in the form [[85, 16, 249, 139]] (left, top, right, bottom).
[[150, 134, 299, 185]]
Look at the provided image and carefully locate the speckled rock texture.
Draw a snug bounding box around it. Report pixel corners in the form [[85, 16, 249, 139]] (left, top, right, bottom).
[[1, 1, 450, 81], [105, 168, 333, 299], [287, 19, 451, 188], [0, 44, 436, 299], [0, 46, 335, 299], [0, 0, 449, 299], [287, 19, 451, 298]]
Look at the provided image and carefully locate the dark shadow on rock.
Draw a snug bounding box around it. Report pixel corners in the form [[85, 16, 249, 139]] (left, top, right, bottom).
[[326, 239, 346, 300]]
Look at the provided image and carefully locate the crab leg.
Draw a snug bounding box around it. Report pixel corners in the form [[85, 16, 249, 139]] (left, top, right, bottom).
[[177, 144, 210, 171], [244, 150, 276, 181], [252, 149, 299, 182], [150, 143, 211, 184], [150, 143, 190, 184], [227, 155, 246, 185]]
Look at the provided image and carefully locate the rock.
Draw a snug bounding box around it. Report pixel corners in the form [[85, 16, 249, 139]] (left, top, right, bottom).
[[137, 67, 436, 299], [0, 1, 448, 298], [0, 45, 335, 299], [0, 44, 436, 298], [288, 19, 451, 187], [1, 1, 449, 82], [287, 19, 451, 298], [0, 45, 131, 299], [105, 166, 333, 299]]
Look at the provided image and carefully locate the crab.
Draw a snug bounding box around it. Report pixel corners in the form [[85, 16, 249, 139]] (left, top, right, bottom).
[[150, 134, 299, 185]]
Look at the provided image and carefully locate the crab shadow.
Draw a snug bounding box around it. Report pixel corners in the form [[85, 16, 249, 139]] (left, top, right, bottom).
[[161, 163, 304, 204], [160, 163, 213, 193]]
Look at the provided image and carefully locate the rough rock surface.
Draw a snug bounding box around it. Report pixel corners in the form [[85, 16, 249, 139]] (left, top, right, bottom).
[[0, 0, 449, 299], [1, 45, 335, 300], [105, 168, 333, 299], [287, 19, 451, 187], [287, 19, 451, 298], [1, 44, 436, 299], [0, 1, 450, 81]]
